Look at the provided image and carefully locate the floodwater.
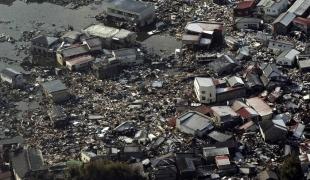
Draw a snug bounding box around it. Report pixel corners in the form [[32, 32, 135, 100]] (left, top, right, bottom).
[[0, 0, 102, 68], [0, 0, 181, 71]]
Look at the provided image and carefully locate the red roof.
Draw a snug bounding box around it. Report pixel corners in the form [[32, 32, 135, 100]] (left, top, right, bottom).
[[235, 0, 255, 10], [293, 17, 310, 26]]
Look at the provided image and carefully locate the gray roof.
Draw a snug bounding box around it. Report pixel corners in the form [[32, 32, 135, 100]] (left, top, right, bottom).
[[0, 68, 21, 79], [31, 35, 59, 47], [61, 45, 89, 58], [208, 131, 233, 142], [42, 80, 68, 94], [227, 76, 244, 87], [104, 0, 153, 14], [178, 111, 214, 132], [61, 31, 82, 41], [260, 63, 282, 78], [288, 0, 310, 16], [277, 49, 300, 62], [273, 12, 296, 26], [235, 17, 262, 24], [113, 48, 136, 58], [11, 147, 44, 179], [203, 147, 229, 157], [299, 59, 310, 69]]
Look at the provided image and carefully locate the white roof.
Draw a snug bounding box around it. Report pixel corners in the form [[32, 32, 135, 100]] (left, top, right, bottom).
[[195, 77, 214, 87], [288, 0, 310, 16], [84, 24, 120, 38]]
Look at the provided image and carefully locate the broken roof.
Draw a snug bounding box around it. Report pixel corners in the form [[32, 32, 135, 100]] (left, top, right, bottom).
[[104, 0, 154, 14], [260, 63, 283, 78], [211, 106, 238, 117], [61, 45, 89, 58], [246, 97, 273, 118], [177, 111, 214, 133], [208, 131, 233, 142], [235, 0, 255, 10], [185, 22, 223, 34], [293, 17, 310, 26], [42, 80, 68, 94], [273, 12, 296, 26]]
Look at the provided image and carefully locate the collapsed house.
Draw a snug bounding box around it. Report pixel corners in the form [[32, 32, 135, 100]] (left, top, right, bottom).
[[176, 111, 214, 137], [182, 21, 224, 48], [246, 97, 273, 121], [259, 63, 288, 89], [259, 119, 287, 143], [30, 35, 60, 64]]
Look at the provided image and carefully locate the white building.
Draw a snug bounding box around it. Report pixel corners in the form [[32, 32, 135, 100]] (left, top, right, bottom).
[[257, 0, 288, 17], [268, 39, 294, 52], [194, 77, 216, 104], [276, 49, 300, 66], [0, 68, 24, 88]]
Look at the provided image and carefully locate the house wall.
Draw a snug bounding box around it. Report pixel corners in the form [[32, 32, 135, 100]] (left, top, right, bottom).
[[216, 87, 246, 103], [236, 21, 260, 30], [273, 23, 288, 35], [194, 79, 216, 104], [268, 41, 294, 51], [0, 74, 24, 88], [264, 0, 288, 17]]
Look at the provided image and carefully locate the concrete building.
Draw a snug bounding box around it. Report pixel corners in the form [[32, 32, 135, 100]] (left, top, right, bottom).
[[194, 77, 216, 104], [103, 0, 155, 27], [276, 49, 300, 66], [0, 68, 24, 88], [176, 111, 214, 137], [41, 80, 70, 103]]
